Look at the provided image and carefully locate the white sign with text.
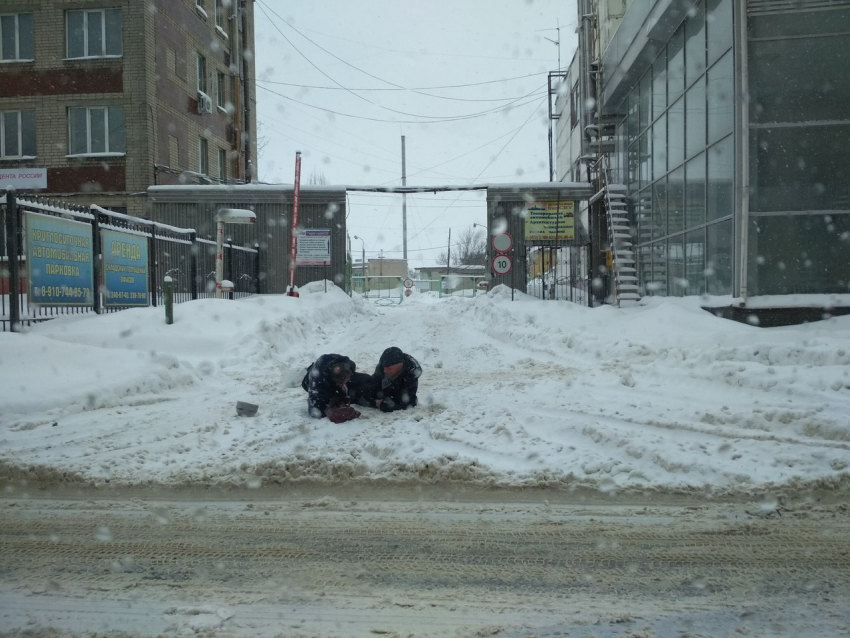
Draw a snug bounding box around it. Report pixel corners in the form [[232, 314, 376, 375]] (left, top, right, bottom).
[[0, 167, 48, 190]]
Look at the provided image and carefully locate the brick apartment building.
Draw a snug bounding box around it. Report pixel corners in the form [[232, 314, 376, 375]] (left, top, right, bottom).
[[0, 0, 257, 217]]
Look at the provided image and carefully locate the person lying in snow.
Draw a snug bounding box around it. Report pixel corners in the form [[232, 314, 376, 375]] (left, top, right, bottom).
[[370, 346, 422, 412], [301, 354, 372, 422]]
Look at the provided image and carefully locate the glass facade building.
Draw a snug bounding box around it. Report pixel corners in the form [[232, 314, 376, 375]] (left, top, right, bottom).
[[597, 0, 850, 300]]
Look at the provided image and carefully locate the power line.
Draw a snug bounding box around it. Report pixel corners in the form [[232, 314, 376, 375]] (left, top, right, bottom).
[[404, 97, 546, 245], [256, 0, 547, 106], [256, 78, 538, 103], [258, 84, 546, 124], [269, 22, 557, 64]]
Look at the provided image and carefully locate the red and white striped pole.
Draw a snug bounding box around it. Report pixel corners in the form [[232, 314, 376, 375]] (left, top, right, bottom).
[[286, 151, 302, 297]]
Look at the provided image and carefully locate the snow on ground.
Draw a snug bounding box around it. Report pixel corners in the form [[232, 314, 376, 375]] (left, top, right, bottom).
[[1, 282, 849, 495]]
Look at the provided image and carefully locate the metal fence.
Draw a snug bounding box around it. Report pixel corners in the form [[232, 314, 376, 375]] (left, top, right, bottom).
[[526, 245, 589, 305], [1, 192, 259, 332]]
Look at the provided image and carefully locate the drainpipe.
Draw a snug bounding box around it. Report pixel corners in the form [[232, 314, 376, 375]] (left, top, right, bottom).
[[240, 0, 253, 182], [734, 0, 749, 300]]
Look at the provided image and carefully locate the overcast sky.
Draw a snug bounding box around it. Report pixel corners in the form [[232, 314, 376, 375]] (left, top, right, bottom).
[[253, 0, 579, 270]]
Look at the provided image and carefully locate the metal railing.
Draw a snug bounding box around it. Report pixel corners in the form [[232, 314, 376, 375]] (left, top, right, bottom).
[[2, 193, 259, 332]]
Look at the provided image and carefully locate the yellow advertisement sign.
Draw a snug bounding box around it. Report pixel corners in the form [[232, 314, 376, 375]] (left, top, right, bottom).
[[524, 201, 575, 241]]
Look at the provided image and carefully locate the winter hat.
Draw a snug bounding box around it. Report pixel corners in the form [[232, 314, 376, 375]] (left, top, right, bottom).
[[379, 347, 405, 368], [329, 360, 352, 383]]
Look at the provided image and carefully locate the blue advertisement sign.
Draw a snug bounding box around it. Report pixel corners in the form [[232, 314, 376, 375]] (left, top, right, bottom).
[[25, 212, 94, 306], [101, 229, 149, 307]]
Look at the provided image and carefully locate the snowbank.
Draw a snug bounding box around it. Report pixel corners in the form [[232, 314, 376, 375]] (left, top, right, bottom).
[[1, 284, 848, 496]]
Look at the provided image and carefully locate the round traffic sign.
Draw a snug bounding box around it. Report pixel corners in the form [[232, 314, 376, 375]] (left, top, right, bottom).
[[492, 232, 513, 253], [492, 253, 513, 275], [403, 278, 414, 288]]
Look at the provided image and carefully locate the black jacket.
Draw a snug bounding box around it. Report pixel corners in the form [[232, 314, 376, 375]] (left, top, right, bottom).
[[301, 354, 372, 418], [371, 347, 422, 412]]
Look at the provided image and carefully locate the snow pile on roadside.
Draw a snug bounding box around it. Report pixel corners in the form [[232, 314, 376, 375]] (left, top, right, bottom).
[[1, 284, 849, 496]]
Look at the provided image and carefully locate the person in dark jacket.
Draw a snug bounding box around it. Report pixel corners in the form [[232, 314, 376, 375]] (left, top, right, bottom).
[[370, 347, 422, 412], [301, 354, 372, 422]]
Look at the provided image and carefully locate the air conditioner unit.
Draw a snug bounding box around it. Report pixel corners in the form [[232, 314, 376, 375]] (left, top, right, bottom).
[[197, 91, 213, 114]]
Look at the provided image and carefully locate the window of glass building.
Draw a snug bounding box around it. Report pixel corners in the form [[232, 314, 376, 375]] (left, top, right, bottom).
[[667, 166, 685, 235], [707, 135, 733, 221], [706, 0, 732, 66], [686, 152, 706, 229], [637, 190, 653, 245], [1, 13, 34, 61], [748, 215, 850, 295], [627, 90, 639, 146], [667, 97, 685, 170], [639, 131, 650, 188], [685, 1, 706, 86], [652, 112, 667, 180], [652, 53, 667, 121], [668, 235, 685, 296], [707, 50, 733, 144], [648, 241, 668, 296], [686, 229, 706, 296], [685, 75, 706, 159], [639, 72, 651, 133], [668, 27, 685, 105], [706, 219, 732, 295], [652, 178, 667, 241]]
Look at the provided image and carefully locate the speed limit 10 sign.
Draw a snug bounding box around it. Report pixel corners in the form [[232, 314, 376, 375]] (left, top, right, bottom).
[[492, 253, 513, 275]]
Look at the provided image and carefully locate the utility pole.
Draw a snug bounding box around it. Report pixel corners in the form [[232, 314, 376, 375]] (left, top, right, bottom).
[[401, 135, 407, 261], [446, 228, 451, 277]]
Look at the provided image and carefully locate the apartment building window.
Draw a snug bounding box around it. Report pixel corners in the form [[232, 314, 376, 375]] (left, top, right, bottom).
[[199, 137, 208, 175], [215, 0, 227, 34], [1, 13, 34, 61], [195, 0, 208, 19], [1, 109, 36, 158], [216, 71, 226, 109], [67, 9, 122, 59], [197, 53, 207, 93], [218, 148, 227, 182], [68, 106, 125, 155]]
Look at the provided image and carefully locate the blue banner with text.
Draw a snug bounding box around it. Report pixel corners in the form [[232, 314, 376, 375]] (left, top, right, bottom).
[[25, 213, 94, 306], [101, 229, 149, 307]]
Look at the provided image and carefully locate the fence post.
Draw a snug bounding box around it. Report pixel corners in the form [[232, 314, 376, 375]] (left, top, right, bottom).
[[189, 231, 198, 300], [164, 276, 174, 324], [253, 242, 261, 294], [4, 188, 20, 331], [148, 223, 157, 308], [90, 208, 101, 314], [226, 237, 233, 299]]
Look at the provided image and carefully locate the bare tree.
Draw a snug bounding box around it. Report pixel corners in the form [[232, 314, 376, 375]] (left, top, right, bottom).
[[308, 169, 329, 185], [435, 228, 486, 267], [255, 122, 270, 162], [455, 227, 487, 267]]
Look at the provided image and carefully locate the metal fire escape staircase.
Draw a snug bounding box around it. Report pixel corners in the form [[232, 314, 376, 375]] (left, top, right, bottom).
[[604, 180, 641, 305], [586, 136, 642, 307]]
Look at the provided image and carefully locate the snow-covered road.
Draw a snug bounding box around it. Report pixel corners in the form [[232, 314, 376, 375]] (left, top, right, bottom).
[[2, 491, 848, 638]]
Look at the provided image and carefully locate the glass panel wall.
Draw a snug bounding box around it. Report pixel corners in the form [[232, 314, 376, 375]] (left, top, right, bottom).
[[747, 6, 850, 295], [624, 0, 734, 298]]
